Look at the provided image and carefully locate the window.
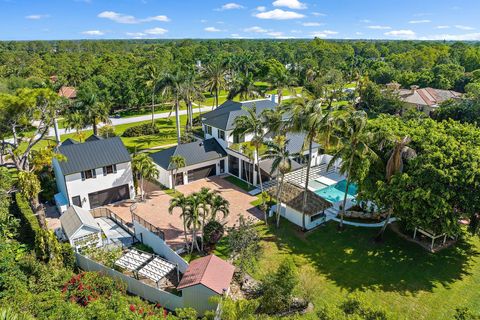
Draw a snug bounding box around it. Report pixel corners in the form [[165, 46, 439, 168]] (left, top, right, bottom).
[[233, 133, 244, 144], [72, 196, 82, 207], [81, 169, 96, 180], [103, 164, 117, 176], [205, 125, 212, 135], [218, 129, 225, 140], [310, 212, 325, 222]]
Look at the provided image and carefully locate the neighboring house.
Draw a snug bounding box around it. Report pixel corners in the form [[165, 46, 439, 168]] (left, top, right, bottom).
[[177, 254, 235, 316], [149, 98, 321, 189], [266, 182, 332, 230], [58, 86, 77, 100], [388, 83, 462, 115], [150, 138, 228, 189], [60, 205, 102, 248], [53, 135, 135, 212]]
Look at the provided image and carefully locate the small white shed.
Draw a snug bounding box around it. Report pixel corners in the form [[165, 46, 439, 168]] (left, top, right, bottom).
[[60, 205, 102, 248]]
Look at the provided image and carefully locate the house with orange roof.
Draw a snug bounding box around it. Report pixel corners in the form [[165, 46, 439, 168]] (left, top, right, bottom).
[[58, 86, 77, 100]]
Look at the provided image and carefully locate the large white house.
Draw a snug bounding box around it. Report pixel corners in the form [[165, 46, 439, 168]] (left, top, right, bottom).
[[150, 98, 320, 189], [53, 135, 135, 212]]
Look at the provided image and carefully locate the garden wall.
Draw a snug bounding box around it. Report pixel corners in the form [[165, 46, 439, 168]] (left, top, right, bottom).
[[75, 253, 184, 311], [133, 221, 189, 273]]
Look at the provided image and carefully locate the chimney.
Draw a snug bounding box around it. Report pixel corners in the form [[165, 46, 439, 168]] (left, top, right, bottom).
[[410, 85, 419, 94], [53, 118, 61, 145]]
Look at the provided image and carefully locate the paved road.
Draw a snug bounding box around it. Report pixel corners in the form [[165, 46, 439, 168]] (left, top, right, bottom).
[[48, 106, 214, 137]]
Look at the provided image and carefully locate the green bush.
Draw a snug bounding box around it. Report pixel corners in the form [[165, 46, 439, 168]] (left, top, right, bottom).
[[122, 123, 162, 137], [15, 192, 41, 245], [203, 220, 224, 245]]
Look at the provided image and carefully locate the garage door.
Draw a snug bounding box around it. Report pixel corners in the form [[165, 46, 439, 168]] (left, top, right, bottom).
[[188, 164, 216, 182], [88, 184, 130, 209]]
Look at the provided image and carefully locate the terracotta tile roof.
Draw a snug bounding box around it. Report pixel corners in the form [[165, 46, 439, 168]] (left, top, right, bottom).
[[58, 86, 77, 99], [397, 87, 461, 106], [177, 255, 235, 294]]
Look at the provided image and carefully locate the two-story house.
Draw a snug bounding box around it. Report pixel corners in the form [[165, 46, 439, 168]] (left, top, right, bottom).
[[53, 135, 135, 212], [150, 98, 320, 189]]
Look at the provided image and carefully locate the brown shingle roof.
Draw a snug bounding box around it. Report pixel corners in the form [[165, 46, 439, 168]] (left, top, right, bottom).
[[266, 182, 332, 215], [177, 255, 235, 294], [397, 87, 461, 106], [58, 86, 77, 99]]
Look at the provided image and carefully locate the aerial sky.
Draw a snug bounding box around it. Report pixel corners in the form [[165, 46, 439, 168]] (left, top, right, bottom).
[[1, 0, 480, 41]]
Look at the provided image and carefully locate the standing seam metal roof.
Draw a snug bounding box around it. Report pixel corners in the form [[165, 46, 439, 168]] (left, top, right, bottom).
[[60, 205, 101, 240]]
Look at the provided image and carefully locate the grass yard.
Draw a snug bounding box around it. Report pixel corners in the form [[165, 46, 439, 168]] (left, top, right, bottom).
[[224, 175, 256, 192], [218, 220, 480, 319]]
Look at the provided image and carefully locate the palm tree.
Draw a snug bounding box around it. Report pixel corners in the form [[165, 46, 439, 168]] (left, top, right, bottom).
[[328, 110, 376, 230], [64, 111, 86, 141], [263, 137, 298, 228], [197, 187, 214, 251], [143, 64, 161, 127], [169, 194, 191, 251], [283, 98, 339, 231], [180, 71, 203, 131], [203, 60, 226, 109], [210, 193, 229, 222], [375, 135, 416, 240], [268, 67, 294, 104], [227, 73, 259, 101], [231, 105, 266, 193], [132, 153, 159, 201], [75, 91, 110, 136], [185, 193, 204, 253], [261, 106, 286, 136], [158, 71, 185, 144], [169, 155, 186, 190]]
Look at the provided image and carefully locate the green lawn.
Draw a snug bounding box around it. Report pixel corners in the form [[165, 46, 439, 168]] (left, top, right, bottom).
[[224, 175, 256, 192], [219, 220, 480, 319]]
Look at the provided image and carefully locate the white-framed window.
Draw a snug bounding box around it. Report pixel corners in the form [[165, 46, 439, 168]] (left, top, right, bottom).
[[103, 164, 117, 176], [81, 169, 96, 180], [205, 125, 212, 135], [218, 129, 225, 140]]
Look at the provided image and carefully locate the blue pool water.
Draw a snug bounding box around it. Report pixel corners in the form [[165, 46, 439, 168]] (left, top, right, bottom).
[[314, 180, 358, 203]]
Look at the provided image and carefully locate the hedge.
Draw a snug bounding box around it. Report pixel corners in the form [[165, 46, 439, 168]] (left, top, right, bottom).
[[14, 192, 41, 246]]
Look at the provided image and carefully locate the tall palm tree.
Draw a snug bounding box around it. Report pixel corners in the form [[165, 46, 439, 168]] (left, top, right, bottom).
[[227, 73, 259, 101], [132, 153, 159, 201], [268, 67, 294, 104], [169, 155, 186, 191], [75, 91, 110, 136], [283, 98, 339, 230], [210, 193, 230, 222], [376, 135, 416, 240], [197, 187, 214, 251], [181, 73, 204, 132], [169, 194, 191, 251], [261, 106, 286, 136], [203, 60, 226, 110], [263, 137, 298, 228], [328, 110, 376, 230], [231, 105, 266, 194], [185, 193, 204, 253], [143, 64, 161, 128], [64, 111, 86, 141], [158, 71, 185, 144]]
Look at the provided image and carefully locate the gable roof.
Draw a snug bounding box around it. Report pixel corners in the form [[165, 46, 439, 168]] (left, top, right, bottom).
[[264, 132, 320, 154], [397, 87, 462, 107], [265, 182, 332, 216], [150, 138, 227, 170], [58, 86, 77, 99], [177, 255, 235, 294], [57, 136, 131, 175], [201, 99, 277, 131], [60, 205, 101, 239]]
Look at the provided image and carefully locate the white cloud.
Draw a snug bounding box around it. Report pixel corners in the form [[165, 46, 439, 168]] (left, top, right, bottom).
[[126, 32, 146, 37], [421, 33, 480, 41], [244, 26, 267, 33], [81, 30, 104, 36], [272, 0, 307, 9], [436, 25, 450, 29], [256, 6, 266, 12], [409, 19, 430, 24], [355, 32, 364, 35], [367, 25, 391, 30], [205, 26, 222, 32], [216, 3, 244, 11], [255, 9, 305, 20], [311, 30, 338, 38], [455, 25, 475, 30], [359, 19, 371, 23], [267, 31, 284, 37], [384, 29, 416, 38], [312, 12, 326, 17], [98, 11, 170, 24], [230, 33, 243, 38], [200, 19, 208, 23], [25, 14, 49, 20], [302, 22, 323, 27], [144, 27, 168, 35]]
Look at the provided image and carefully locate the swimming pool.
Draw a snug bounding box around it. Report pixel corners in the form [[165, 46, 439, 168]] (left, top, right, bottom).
[[314, 179, 357, 203]]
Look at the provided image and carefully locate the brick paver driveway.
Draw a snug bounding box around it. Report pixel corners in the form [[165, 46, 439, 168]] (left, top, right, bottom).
[[107, 176, 262, 248]]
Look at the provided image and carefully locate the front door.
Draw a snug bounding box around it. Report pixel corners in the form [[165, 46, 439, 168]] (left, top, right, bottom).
[[219, 160, 225, 174]]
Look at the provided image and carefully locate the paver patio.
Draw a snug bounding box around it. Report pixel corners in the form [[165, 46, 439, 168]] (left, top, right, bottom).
[[107, 176, 263, 248]]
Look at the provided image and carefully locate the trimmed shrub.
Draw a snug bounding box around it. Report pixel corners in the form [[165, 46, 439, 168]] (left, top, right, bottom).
[[15, 192, 41, 246], [122, 123, 161, 137], [203, 220, 224, 245]]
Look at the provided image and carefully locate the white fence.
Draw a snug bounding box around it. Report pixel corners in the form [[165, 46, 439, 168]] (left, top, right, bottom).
[[133, 221, 189, 273], [76, 253, 184, 311]]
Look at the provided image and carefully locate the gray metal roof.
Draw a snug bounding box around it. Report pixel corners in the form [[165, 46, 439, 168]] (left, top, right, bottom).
[[150, 138, 227, 170], [57, 136, 131, 175], [60, 205, 101, 240], [201, 99, 277, 131], [264, 132, 320, 154]]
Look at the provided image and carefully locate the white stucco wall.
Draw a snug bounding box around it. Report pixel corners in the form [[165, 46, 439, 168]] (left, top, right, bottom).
[[182, 285, 220, 316], [65, 161, 135, 210], [52, 158, 68, 202], [271, 204, 326, 230]]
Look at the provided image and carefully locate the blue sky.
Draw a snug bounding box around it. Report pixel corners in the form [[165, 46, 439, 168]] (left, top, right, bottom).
[[1, 0, 480, 40]]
